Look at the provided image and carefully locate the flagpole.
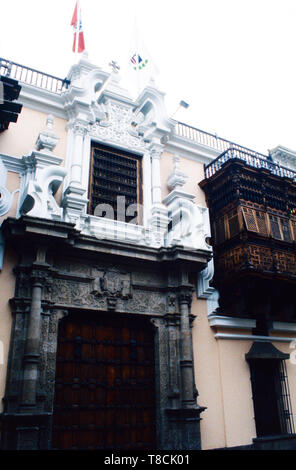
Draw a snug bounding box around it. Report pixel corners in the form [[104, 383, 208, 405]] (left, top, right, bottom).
[[75, 0, 81, 56]]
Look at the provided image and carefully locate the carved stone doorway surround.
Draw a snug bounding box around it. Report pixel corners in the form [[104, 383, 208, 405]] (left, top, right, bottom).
[[0, 216, 211, 450]]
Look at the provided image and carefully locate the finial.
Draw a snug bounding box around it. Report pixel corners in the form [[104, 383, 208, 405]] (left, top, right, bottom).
[[167, 154, 188, 190], [35, 114, 59, 153], [46, 114, 54, 130]]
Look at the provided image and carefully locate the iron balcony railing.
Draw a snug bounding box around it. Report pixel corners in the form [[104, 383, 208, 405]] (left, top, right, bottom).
[[0, 58, 70, 94], [204, 147, 296, 181], [175, 121, 268, 160]]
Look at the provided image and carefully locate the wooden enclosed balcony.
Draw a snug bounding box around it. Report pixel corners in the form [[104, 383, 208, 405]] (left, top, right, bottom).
[[200, 148, 296, 321], [0, 73, 22, 133]]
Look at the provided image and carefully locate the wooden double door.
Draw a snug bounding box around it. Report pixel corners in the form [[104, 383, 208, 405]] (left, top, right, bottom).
[[52, 311, 157, 450]]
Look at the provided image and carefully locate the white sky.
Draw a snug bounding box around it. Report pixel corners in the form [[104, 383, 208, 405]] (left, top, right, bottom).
[[1, 0, 296, 155]]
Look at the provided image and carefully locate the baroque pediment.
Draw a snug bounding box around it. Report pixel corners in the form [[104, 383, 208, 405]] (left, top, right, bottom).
[[89, 100, 148, 150]]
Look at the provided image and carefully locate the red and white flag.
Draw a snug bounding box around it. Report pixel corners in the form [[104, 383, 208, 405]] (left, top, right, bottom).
[[71, 1, 85, 53]]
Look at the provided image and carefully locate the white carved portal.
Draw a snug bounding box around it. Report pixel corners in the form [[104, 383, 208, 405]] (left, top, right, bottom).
[[17, 54, 212, 255]]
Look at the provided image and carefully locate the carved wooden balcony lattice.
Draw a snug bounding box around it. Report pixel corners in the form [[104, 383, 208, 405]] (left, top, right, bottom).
[[200, 151, 296, 320]]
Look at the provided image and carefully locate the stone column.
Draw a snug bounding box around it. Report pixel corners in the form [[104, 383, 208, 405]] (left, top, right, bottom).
[[165, 277, 206, 450], [20, 266, 47, 411], [166, 311, 181, 409], [178, 287, 197, 409]]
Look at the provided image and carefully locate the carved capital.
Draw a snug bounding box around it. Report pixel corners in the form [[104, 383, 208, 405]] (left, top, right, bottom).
[[30, 262, 52, 288], [177, 286, 194, 308], [9, 297, 30, 315], [72, 121, 89, 137], [150, 143, 163, 160]]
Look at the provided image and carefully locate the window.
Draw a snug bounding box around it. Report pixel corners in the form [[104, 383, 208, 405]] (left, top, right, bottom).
[[213, 208, 242, 244], [246, 342, 295, 438], [241, 207, 293, 242], [88, 143, 143, 224]]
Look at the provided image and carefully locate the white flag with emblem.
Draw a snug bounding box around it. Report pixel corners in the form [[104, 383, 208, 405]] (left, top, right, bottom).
[[127, 21, 159, 94]]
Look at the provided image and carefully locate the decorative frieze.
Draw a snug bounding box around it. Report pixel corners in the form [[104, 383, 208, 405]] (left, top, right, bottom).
[[44, 274, 168, 315], [89, 101, 147, 151]]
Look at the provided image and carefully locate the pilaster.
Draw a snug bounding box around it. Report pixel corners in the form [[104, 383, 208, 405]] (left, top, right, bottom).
[[164, 274, 206, 450], [1, 246, 54, 450], [20, 262, 49, 412], [62, 120, 89, 224], [148, 142, 169, 245]]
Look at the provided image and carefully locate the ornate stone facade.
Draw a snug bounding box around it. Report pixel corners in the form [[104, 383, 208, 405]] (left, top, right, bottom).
[[0, 216, 211, 450]]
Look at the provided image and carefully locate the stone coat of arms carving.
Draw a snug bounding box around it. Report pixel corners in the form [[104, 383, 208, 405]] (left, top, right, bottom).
[[91, 269, 132, 310]]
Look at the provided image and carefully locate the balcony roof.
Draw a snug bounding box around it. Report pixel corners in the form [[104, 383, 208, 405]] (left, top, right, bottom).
[[204, 147, 296, 182]]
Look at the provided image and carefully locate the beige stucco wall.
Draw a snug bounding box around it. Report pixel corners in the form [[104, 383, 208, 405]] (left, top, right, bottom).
[[192, 295, 296, 449], [192, 299, 256, 449], [161, 151, 206, 206], [0, 106, 67, 159], [192, 296, 226, 449], [0, 102, 67, 405], [0, 171, 21, 411], [0, 248, 17, 412], [214, 334, 255, 447]]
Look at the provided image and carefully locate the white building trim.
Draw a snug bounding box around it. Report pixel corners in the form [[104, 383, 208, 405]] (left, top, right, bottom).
[[214, 333, 296, 343]]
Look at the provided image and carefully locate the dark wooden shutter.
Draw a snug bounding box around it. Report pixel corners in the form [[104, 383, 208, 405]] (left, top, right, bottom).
[[269, 214, 282, 240], [228, 209, 240, 238], [89, 144, 142, 223], [214, 216, 227, 244], [280, 218, 292, 242], [242, 207, 258, 232], [255, 211, 268, 236], [291, 220, 296, 241]]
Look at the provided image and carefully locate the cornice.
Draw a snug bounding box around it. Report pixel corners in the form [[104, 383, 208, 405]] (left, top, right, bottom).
[[163, 133, 221, 165], [214, 333, 296, 343], [0, 154, 25, 174], [19, 83, 66, 120], [208, 314, 256, 330], [209, 314, 296, 336], [2, 216, 211, 272]]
